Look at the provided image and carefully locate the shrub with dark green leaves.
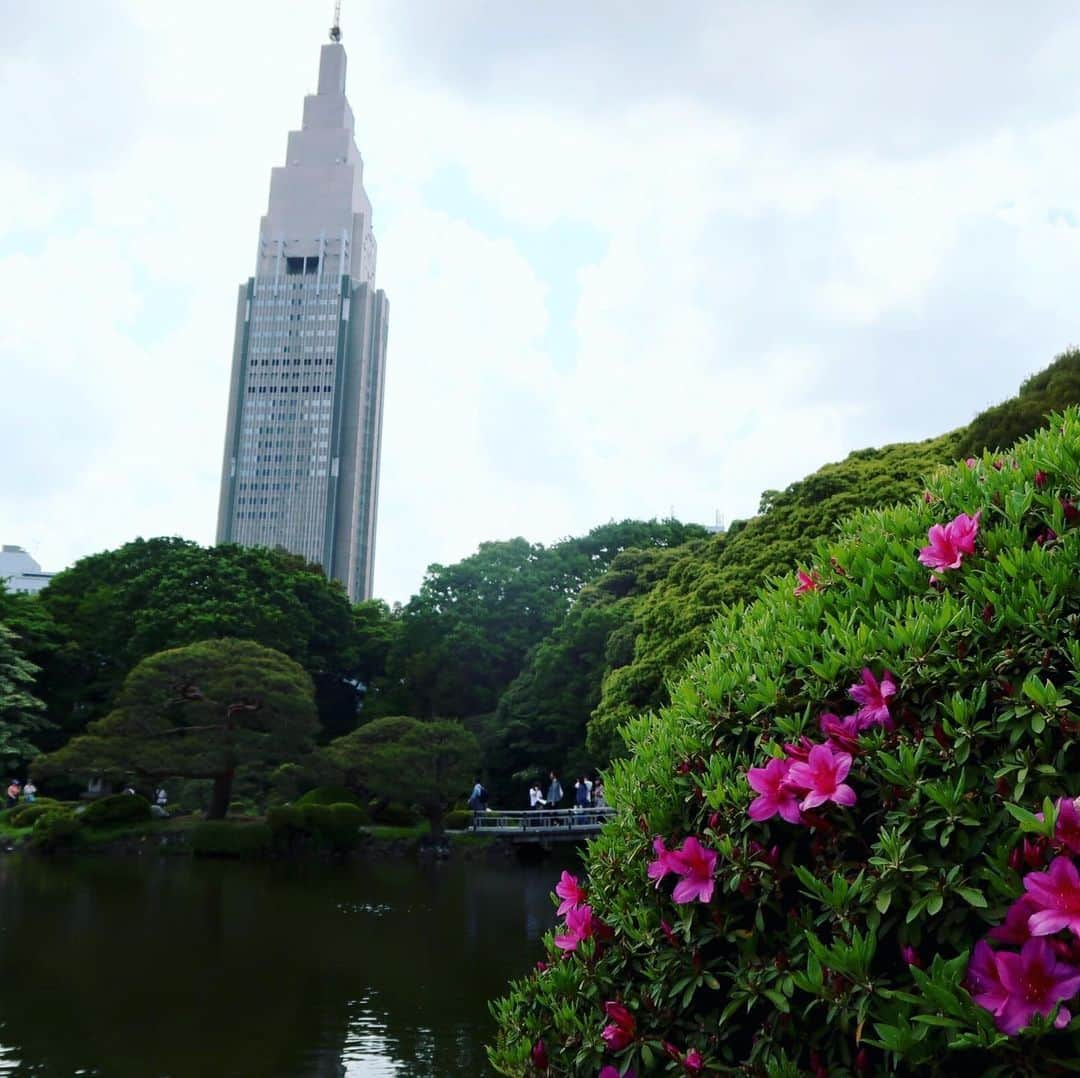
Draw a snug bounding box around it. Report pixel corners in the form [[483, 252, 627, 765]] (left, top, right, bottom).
[[371, 801, 420, 827], [295, 785, 362, 808], [28, 809, 80, 852], [443, 808, 474, 831], [79, 794, 152, 829], [490, 411, 1080, 1076], [10, 801, 65, 829], [325, 803, 365, 849], [190, 820, 271, 858]]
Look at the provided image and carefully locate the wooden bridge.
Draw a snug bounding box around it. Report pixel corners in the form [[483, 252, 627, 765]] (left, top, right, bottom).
[[470, 807, 614, 843]]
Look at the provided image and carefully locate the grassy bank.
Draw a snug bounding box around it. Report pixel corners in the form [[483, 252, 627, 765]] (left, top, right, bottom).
[[0, 804, 496, 859]]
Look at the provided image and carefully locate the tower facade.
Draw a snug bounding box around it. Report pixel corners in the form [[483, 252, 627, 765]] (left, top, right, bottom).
[[216, 36, 389, 602]]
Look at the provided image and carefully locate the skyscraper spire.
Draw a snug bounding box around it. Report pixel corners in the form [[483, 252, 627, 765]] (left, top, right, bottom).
[[330, 0, 342, 42], [215, 20, 390, 602]]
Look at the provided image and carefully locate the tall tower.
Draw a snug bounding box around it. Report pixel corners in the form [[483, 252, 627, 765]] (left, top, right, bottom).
[[216, 20, 389, 602]]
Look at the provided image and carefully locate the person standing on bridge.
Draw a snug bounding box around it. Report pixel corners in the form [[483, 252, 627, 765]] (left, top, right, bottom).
[[547, 771, 563, 808], [574, 777, 590, 809]]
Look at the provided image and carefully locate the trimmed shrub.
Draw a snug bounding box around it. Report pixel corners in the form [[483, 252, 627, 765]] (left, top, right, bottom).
[[490, 412, 1080, 1075], [10, 802, 66, 829], [190, 821, 271, 858], [371, 801, 419, 827], [27, 810, 80, 852], [443, 808, 473, 831], [295, 785, 362, 808], [267, 803, 304, 835], [325, 803, 365, 850], [79, 794, 152, 829], [267, 802, 367, 852]]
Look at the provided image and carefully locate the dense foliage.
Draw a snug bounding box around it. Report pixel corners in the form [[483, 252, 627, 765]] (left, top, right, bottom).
[[490, 411, 1080, 1075], [35, 639, 318, 818], [484, 544, 691, 800], [0, 622, 51, 768], [323, 716, 481, 836], [367, 520, 708, 723], [21, 539, 361, 742], [79, 793, 152, 829], [10, 353, 1080, 820]]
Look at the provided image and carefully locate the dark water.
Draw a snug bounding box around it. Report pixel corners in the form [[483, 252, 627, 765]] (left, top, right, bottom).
[[0, 851, 574, 1077]]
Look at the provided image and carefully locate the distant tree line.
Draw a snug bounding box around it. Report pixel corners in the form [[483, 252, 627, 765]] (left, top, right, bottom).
[[1, 349, 1078, 815]]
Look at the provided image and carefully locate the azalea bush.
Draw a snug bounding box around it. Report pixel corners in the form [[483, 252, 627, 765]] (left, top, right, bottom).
[[489, 411, 1080, 1076]]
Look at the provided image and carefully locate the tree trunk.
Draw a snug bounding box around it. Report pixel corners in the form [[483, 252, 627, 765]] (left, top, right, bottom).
[[207, 769, 234, 820], [427, 805, 444, 839]]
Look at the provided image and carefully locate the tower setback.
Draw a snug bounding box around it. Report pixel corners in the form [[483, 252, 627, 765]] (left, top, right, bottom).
[[216, 37, 388, 602]]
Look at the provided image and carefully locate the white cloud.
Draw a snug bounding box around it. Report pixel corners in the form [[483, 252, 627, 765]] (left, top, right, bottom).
[[2, 1, 1080, 603]]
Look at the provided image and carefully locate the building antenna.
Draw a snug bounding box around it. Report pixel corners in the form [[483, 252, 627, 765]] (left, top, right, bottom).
[[330, 0, 342, 42]]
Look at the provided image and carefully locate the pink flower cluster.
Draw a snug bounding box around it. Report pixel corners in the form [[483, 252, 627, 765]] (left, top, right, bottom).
[[663, 1041, 704, 1072], [601, 1001, 636, 1051], [552, 872, 595, 953], [793, 569, 820, 596], [744, 669, 897, 825], [918, 510, 980, 574], [648, 836, 718, 904], [969, 801, 1080, 1035]]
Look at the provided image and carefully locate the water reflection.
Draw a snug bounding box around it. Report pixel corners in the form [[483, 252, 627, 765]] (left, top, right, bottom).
[[0, 849, 579, 1077]]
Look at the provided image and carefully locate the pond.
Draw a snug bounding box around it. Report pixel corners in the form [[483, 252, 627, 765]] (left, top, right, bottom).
[[0, 849, 576, 1076]]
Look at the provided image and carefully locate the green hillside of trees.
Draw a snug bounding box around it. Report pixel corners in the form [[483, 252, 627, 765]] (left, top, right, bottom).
[[507, 349, 1080, 781], [1, 350, 1078, 813]]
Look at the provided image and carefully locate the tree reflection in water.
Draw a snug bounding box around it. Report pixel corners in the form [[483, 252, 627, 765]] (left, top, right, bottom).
[[0, 849, 581, 1077]]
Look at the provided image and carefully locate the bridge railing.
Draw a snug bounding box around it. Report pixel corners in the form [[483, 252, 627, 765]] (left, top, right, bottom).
[[470, 807, 615, 833]]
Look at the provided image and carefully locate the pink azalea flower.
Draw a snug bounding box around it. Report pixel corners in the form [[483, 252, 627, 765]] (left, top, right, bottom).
[[989, 895, 1040, 946], [554, 903, 594, 952], [746, 758, 803, 824], [968, 940, 1010, 1020], [780, 735, 815, 761], [966, 458, 978, 469], [900, 944, 923, 968], [555, 870, 588, 916], [601, 1001, 636, 1051], [1024, 856, 1080, 938], [994, 938, 1080, 1035], [669, 836, 718, 904], [531, 1039, 549, 1070], [793, 570, 819, 596], [647, 836, 680, 888], [1053, 797, 1080, 855], [683, 1049, 704, 1073], [786, 745, 857, 811], [598, 1068, 635, 1078], [918, 511, 981, 572], [849, 668, 897, 730], [819, 712, 861, 752]]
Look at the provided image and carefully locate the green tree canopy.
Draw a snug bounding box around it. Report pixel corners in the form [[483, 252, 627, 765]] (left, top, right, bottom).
[[586, 348, 1080, 758], [35, 638, 318, 818], [368, 520, 708, 722], [323, 716, 480, 836], [0, 622, 52, 770], [34, 539, 364, 741], [484, 544, 691, 801]]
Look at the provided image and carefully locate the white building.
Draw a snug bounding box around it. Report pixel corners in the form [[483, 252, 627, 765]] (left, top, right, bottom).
[[216, 20, 389, 602], [0, 546, 54, 595]]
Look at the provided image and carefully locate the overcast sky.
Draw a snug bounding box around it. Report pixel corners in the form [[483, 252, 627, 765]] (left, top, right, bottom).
[[2, 2, 1079, 604]]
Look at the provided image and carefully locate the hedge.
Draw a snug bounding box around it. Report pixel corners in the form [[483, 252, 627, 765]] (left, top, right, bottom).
[[490, 410, 1080, 1075]]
